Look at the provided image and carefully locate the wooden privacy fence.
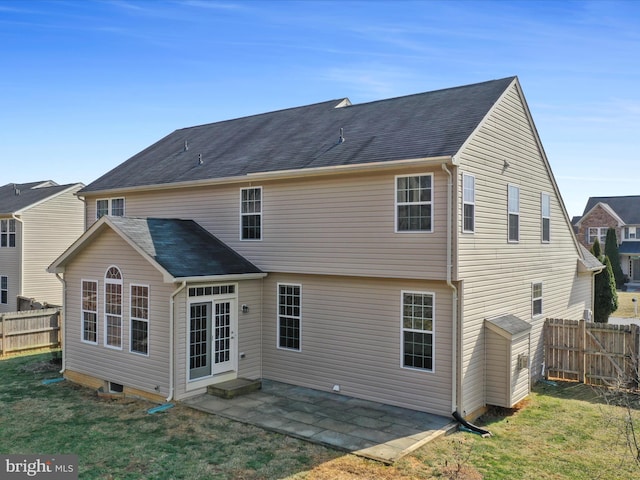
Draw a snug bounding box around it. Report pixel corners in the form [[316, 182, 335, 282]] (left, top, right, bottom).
[[0, 308, 62, 356], [545, 318, 640, 388]]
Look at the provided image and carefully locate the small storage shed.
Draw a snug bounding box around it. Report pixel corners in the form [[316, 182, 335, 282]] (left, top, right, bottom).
[[485, 314, 532, 408]]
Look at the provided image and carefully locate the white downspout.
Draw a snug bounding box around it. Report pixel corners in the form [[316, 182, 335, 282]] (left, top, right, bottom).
[[11, 215, 24, 303], [55, 273, 66, 374], [441, 163, 460, 415], [167, 281, 187, 402]]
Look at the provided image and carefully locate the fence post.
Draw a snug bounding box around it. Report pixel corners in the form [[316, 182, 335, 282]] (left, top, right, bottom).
[[578, 319, 586, 384]]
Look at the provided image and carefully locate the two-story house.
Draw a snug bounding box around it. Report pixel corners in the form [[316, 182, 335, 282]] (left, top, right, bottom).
[[0, 181, 84, 312], [574, 196, 640, 284], [49, 77, 600, 420]]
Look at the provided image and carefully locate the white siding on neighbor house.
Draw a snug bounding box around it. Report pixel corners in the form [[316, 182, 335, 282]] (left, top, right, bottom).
[[22, 185, 84, 306], [0, 219, 21, 312], [83, 168, 450, 281], [62, 229, 174, 397], [456, 82, 593, 416], [173, 278, 263, 400], [261, 273, 454, 416]]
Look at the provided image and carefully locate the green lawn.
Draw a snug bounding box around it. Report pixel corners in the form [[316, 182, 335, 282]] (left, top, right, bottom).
[[2, 353, 639, 479]]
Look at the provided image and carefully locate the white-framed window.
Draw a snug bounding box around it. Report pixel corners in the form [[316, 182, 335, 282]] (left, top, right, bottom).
[[277, 283, 301, 351], [541, 192, 551, 243], [532, 282, 543, 316], [96, 198, 125, 219], [0, 219, 16, 248], [240, 187, 262, 240], [508, 184, 520, 242], [0, 275, 7, 304], [396, 174, 433, 232], [462, 173, 475, 233], [81, 280, 98, 344], [587, 227, 608, 245], [130, 284, 149, 355], [401, 291, 434, 371], [624, 227, 638, 240], [104, 266, 123, 349]]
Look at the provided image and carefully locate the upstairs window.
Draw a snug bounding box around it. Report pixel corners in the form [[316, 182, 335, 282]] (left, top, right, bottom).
[[541, 193, 551, 243], [396, 174, 433, 232], [104, 266, 123, 349], [508, 184, 520, 242], [0, 219, 16, 248], [462, 174, 475, 233], [240, 187, 262, 240], [96, 198, 125, 219], [624, 227, 638, 240], [587, 227, 608, 245], [532, 282, 543, 316]]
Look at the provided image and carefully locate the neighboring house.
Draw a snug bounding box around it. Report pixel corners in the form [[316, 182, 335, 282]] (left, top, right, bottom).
[[49, 77, 601, 420], [0, 181, 84, 312], [574, 196, 640, 283]]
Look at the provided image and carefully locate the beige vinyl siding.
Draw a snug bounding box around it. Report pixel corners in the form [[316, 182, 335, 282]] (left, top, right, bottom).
[[84, 169, 449, 281], [22, 185, 84, 306], [261, 273, 453, 416], [456, 82, 593, 415], [62, 229, 174, 397], [0, 220, 21, 312], [485, 329, 530, 408], [173, 278, 263, 400]]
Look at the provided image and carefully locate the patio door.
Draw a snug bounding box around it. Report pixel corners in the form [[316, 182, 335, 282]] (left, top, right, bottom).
[[189, 300, 236, 380]]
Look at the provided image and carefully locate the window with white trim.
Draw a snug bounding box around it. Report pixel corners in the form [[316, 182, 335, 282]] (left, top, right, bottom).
[[463, 174, 475, 233], [508, 184, 520, 242], [104, 266, 123, 349], [402, 291, 434, 371], [0, 219, 16, 248], [277, 284, 301, 351], [240, 187, 262, 240], [532, 282, 543, 316], [96, 198, 125, 219], [541, 192, 551, 243], [130, 284, 149, 355], [0, 275, 7, 304], [587, 227, 608, 245], [396, 174, 432, 232], [81, 280, 98, 344]]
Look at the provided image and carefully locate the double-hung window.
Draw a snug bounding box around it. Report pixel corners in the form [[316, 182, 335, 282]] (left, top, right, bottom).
[[130, 284, 149, 355], [463, 174, 475, 233], [508, 184, 520, 242], [396, 174, 432, 232], [0, 276, 7, 304], [532, 282, 543, 316], [240, 187, 262, 240], [81, 280, 98, 344], [587, 227, 608, 245], [104, 267, 123, 349], [401, 291, 434, 371], [96, 198, 125, 219], [277, 284, 301, 351], [541, 193, 551, 243], [0, 219, 16, 247]]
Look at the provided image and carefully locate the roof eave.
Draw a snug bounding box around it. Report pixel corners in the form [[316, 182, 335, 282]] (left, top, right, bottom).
[[166, 272, 268, 283]]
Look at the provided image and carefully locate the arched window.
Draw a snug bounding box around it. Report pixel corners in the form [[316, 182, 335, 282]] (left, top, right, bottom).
[[104, 266, 123, 349]]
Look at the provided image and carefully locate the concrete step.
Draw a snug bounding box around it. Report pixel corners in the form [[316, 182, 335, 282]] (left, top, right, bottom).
[[207, 378, 262, 399]]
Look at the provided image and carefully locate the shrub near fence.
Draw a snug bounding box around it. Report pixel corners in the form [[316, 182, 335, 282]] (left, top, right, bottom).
[[0, 308, 61, 356], [545, 318, 640, 388]]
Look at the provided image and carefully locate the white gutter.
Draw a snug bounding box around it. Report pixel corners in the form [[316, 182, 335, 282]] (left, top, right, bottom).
[[54, 273, 66, 374], [441, 163, 460, 415], [167, 281, 187, 402]]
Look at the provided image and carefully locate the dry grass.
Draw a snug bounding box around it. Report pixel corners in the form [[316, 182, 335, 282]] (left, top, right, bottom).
[[613, 291, 640, 318]]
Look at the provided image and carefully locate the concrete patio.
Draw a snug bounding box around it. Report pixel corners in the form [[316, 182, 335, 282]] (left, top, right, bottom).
[[183, 379, 458, 464]]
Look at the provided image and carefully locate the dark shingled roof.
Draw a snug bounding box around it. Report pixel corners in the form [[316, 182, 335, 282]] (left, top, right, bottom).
[[107, 217, 262, 278], [80, 77, 516, 193], [0, 181, 77, 214], [582, 196, 640, 225]]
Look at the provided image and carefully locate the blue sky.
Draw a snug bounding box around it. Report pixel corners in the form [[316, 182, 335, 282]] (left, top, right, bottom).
[[1, 0, 639, 218]]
